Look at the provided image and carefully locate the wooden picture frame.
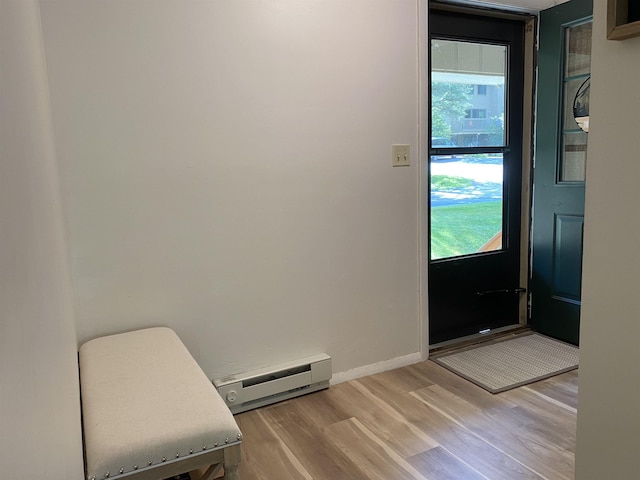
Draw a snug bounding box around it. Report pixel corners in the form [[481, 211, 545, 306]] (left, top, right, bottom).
[[607, 0, 640, 40]]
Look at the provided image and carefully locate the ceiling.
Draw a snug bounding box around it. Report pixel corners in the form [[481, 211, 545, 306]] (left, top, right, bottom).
[[451, 0, 570, 13]]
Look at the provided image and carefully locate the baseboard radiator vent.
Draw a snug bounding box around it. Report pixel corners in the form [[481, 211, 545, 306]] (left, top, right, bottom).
[[214, 353, 331, 414]]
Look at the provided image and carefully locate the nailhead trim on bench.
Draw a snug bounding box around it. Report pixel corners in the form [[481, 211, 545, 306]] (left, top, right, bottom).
[[87, 437, 244, 480]]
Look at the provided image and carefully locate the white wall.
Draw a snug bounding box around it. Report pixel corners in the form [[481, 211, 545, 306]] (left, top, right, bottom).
[[40, 0, 420, 379], [575, 0, 640, 478], [0, 1, 84, 478]]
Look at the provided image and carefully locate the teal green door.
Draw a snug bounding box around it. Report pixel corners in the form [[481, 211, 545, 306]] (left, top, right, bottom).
[[530, 0, 592, 345]]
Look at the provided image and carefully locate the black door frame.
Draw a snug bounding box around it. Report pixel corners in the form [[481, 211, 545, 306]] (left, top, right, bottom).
[[426, 5, 536, 346]]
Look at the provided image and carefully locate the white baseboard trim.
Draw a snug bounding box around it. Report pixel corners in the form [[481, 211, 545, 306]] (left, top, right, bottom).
[[330, 352, 424, 386]]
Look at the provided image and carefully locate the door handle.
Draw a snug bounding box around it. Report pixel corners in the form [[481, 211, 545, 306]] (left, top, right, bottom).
[[476, 287, 527, 296]]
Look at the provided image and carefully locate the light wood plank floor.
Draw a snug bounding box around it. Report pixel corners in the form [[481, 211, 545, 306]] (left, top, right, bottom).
[[229, 360, 578, 480]]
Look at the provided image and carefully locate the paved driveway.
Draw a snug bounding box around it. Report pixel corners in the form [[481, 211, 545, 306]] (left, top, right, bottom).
[[431, 157, 503, 207]]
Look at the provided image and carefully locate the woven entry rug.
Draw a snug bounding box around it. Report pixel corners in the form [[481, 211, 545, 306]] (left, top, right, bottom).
[[432, 333, 579, 393]]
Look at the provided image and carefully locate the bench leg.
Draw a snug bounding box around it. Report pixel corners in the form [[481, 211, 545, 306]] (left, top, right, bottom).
[[198, 463, 223, 480], [224, 465, 239, 480], [223, 444, 241, 480]]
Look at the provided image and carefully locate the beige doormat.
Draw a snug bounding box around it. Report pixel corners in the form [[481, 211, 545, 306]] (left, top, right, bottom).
[[432, 333, 579, 393]]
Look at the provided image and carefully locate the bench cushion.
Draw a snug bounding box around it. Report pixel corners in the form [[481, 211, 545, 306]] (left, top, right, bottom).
[[80, 327, 242, 480]]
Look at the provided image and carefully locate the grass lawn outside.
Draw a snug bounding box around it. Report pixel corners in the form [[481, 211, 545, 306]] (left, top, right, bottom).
[[431, 200, 502, 259]]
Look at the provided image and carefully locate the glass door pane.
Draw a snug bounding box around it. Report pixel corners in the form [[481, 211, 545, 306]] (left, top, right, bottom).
[[560, 21, 591, 183], [431, 154, 503, 260], [430, 39, 508, 260], [431, 40, 507, 148]]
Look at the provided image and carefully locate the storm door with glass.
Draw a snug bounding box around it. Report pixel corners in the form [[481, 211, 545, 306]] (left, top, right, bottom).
[[428, 9, 526, 345]]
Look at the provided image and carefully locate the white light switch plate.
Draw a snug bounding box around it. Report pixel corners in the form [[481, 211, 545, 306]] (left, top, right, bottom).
[[392, 144, 410, 167]]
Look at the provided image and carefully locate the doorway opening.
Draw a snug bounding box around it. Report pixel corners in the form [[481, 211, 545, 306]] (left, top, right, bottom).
[[427, 6, 535, 347]]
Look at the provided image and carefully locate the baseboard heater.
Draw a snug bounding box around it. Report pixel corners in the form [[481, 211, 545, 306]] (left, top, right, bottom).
[[213, 353, 331, 414]]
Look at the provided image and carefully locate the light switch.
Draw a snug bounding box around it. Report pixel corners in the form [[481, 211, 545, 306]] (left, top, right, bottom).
[[392, 144, 410, 167]]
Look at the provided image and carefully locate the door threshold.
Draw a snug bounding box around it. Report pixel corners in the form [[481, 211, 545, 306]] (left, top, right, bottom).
[[429, 324, 530, 356]]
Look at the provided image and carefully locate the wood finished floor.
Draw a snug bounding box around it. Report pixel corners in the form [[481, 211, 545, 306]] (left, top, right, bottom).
[[230, 360, 578, 480]]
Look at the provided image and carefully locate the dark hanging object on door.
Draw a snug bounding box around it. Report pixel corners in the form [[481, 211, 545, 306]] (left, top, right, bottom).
[[573, 76, 590, 133]]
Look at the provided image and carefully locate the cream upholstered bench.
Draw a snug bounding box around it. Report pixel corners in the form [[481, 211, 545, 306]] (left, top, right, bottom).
[[79, 327, 242, 480]]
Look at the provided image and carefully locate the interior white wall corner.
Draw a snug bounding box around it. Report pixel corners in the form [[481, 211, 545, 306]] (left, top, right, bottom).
[[0, 1, 84, 478]]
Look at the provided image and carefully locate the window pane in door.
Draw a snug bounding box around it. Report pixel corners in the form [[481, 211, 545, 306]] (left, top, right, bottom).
[[561, 132, 588, 181], [431, 40, 507, 147], [560, 21, 592, 183], [565, 22, 592, 77], [430, 154, 503, 260]]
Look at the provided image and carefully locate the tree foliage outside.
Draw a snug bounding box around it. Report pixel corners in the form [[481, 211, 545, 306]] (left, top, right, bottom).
[[431, 82, 473, 141], [431, 175, 473, 191]]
